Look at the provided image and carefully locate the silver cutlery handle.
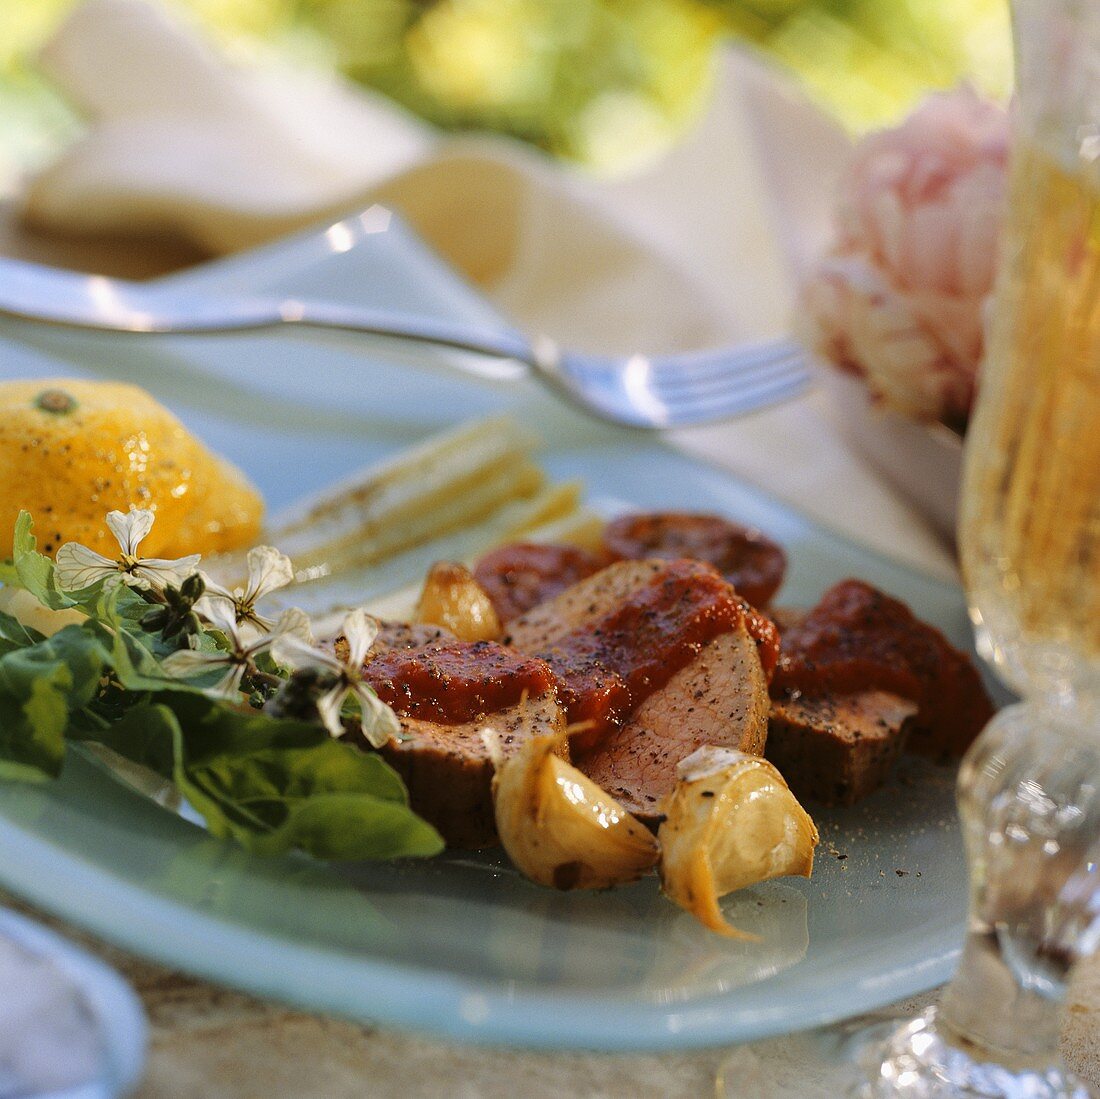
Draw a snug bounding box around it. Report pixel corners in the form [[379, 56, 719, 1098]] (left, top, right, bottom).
[[256, 300, 539, 370], [1, 256, 539, 373]]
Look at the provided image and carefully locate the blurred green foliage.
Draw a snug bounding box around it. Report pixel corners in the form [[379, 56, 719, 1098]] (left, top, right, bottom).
[[0, 0, 1012, 178], [298, 0, 722, 168], [704, 0, 1011, 131], [292, 0, 1010, 166]]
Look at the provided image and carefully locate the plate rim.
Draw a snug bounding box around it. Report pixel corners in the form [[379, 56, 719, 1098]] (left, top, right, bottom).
[[0, 802, 960, 1052]]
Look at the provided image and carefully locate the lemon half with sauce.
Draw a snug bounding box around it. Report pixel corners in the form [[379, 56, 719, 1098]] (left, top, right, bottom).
[[0, 379, 263, 557]]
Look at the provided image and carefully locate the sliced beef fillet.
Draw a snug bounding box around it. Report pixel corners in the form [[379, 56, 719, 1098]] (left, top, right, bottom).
[[506, 558, 773, 821], [354, 639, 565, 849], [771, 580, 993, 761], [582, 625, 769, 820], [602, 511, 786, 607], [369, 621, 454, 653], [473, 542, 605, 622], [761, 606, 919, 805], [766, 689, 917, 806]]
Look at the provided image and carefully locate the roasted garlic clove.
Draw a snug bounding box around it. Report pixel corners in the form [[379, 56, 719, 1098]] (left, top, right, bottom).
[[658, 746, 818, 938], [414, 561, 502, 642], [490, 732, 659, 890]]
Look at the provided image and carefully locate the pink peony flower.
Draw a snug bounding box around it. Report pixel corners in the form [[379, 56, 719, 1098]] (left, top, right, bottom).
[[800, 85, 1010, 427]]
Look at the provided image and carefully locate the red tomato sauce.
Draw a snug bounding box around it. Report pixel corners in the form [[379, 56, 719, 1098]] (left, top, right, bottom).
[[771, 579, 993, 756], [474, 542, 605, 622], [537, 559, 777, 749], [364, 640, 555, 724]]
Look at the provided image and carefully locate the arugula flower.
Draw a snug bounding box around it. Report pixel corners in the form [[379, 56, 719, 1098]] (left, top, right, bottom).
[[140, 573, 206, 645], [162, 602, 310, 700], [198, 545, 293, 640], [55, 508, 200, 592], [274, 608, 400, 748]]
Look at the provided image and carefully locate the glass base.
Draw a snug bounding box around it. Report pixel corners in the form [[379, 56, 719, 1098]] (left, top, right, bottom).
[[850, 1007, 1089, 1099]]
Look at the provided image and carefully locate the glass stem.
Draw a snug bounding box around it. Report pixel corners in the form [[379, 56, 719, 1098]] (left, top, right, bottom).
[[940, 698, 1100, 1070], [939, 928, 1063, 1062]]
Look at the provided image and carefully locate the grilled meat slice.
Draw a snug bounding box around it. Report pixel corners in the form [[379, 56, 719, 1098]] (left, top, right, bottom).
[[507, 558, 771, 821], [380, 688, 565, 849], [580, 623, 770, 821], [602, 511, 786, 607], [343, 636, 564, 849], [766, 689, 917, 806], [771, 580, 993, 760], [473, 542, 605, 622]]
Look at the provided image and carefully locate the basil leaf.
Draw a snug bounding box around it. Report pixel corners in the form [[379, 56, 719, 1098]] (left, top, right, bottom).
[[12, 512, 108, 613], [247, 792, 444, 861], [0, 609, 45, 647], [0, 608, 45, 655], [0, 625, 110, 708], [93, 695, 443, 862], [0, 624, 111, 780], [0, 674, 68, 781], [12, 511, 75, 610]]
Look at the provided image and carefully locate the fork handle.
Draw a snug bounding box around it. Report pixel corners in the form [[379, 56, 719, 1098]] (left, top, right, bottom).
[[0, 261, 542, 379], [278, 300, 539, 374]]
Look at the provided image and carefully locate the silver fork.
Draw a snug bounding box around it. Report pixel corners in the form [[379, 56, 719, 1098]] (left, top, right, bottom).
[[0, 255, 808, 429]]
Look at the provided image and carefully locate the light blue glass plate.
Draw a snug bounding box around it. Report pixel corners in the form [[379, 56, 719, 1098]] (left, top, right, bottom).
[[0, 211, 988, 1051]]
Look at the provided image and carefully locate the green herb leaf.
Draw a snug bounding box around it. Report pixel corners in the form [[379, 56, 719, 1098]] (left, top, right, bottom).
[[87, 581, 217, 694], [0, 625, 109, 711], [0, 674, 68, 781], [0, 608, 45, 655], [0, 624, 110, 780], [93, 694, 443, 861], [12, 511, 76, 610], [0, 512, 443, 865]]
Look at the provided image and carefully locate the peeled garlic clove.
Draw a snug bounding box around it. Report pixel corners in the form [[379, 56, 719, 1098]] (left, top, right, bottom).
[[414, 561, 502, 641], [658, 746, 818, 938], [491, 733, 659, 890]]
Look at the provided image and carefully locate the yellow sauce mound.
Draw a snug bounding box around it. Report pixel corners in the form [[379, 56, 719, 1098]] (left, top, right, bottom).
[[0, 379, 264, 558]]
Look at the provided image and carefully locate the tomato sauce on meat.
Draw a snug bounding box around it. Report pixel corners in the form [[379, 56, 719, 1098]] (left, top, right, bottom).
[[363, 640, 555, 725], [602, 512, 786, 607], [771, 579, 993, 756], [536, 559, 778, 750], [742, 599, 780, 681], [474, 542, 605, 622]]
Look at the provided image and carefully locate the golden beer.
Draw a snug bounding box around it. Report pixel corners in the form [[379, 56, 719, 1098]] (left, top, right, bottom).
[[960, 138, 1100, 697]]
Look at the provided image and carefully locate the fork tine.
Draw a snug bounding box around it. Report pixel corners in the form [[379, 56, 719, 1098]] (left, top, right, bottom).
[[657, 361, 812, 426], [647, 338, 804, 386], [650, 348, 808, 402], [660, 375, 809, 427], [650, 346, 808, 396]]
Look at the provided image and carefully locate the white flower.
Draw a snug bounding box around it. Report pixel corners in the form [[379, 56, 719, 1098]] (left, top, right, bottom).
[[198, 545, 294, 639], [273, 608, 400, 748], [55, 508, 200, 592], [162, 605, 310, 700]]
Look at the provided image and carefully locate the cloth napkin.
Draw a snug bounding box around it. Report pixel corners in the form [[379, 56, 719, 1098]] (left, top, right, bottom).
[[21, 0, 957, 582]]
